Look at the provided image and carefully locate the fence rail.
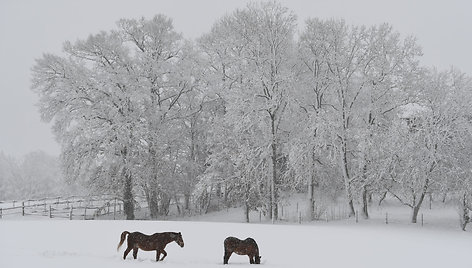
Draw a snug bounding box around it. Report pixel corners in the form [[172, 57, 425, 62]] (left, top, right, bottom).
[[0, 195, 129, 220]]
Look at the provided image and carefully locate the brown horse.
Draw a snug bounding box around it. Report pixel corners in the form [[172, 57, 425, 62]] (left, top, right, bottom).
[[224, 236, 261, 264], [117, 231, 184, 261]]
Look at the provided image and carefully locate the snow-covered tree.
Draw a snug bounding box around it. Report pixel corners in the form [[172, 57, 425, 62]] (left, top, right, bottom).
[[31, 15, 196, 220], [199, 1, 297, 221], [118, 16, 200, 218], [295, 18, 421, 217], [385, 69, 472, 223]]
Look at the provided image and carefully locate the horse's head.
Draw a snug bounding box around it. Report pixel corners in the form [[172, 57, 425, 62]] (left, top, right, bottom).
[[175, 232, 184, 248], [255, 255, 261, 264]]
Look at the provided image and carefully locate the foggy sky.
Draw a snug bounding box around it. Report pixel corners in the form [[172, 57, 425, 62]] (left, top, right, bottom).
[[1, 0, 471, 157]]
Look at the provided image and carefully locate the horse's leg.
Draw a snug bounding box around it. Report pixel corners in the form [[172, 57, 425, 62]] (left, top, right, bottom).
[[155, 250, 161, 262], [132, 247, 138, 259], [159, 249, 167, 261], [249, 255, 254, 264], [123, 246, 132, 260], [223, 251, 232, 264]]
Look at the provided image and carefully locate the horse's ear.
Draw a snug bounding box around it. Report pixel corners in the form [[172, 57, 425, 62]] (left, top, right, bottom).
[[179, 232, 181, 235]]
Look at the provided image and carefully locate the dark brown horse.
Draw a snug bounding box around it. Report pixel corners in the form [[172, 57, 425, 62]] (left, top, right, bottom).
[[224, 236, 261, 264], [117, 231, 184, 261]]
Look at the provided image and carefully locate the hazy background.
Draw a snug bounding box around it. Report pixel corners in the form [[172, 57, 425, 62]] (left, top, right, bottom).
[[1, 0, 471, 157]]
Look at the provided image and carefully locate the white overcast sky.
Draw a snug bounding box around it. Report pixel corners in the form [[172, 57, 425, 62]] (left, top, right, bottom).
[[0, 0, 471, 157]]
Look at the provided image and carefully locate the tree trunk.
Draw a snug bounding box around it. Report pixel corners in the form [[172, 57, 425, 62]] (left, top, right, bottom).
[[184, 193, 191, 210], [270, 114, 278, 221], [442, 192, 447, 203], [224, 183, 229, 205], [378, 191, 387, 206], [148, 188, 159, 219], [245, 201, 250, 223], [411, 192, 426, 223], [411, 206, 420, 224], [159, 193, 171, 216], [186, 125, 196, 212], [361, 185, 369, 219], [204, 189, 212, 214], [123, 170, 135, 220], [338, 89, 356, 217], [341, 138, 355, 217], [244, 180, 251, 223], [216, 183, 222, 198], [412, 172, 433, 223], [174, 195, 182, 216], [347, 199, 355, 218], [146, 145, 160, 219], [145, 172, 160, 219], [308, 175, 315, 221], [460, 193, 470, 231]]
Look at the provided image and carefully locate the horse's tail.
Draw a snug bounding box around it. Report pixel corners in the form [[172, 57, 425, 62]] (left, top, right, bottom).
[[117, 231, 130, 251]]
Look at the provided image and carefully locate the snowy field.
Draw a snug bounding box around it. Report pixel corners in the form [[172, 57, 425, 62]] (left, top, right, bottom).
[[1, 217, 472, 268]]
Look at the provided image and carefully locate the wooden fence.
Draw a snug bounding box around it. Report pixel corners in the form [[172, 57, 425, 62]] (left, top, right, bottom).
[[0, 195, 131, 220]]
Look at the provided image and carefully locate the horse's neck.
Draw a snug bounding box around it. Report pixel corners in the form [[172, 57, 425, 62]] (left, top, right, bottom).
[[162, 233, 176, 245]]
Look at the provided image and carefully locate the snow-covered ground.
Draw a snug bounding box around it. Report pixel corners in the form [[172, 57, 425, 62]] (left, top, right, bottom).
[[1, 215, 472, 268]]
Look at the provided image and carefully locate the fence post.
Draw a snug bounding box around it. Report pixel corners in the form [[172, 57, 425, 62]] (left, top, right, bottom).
[[355, 210, 359, 223], [429, 194, 432, 210], [49, 205, 52, 218], [385, 212, 388, 224], [298, 211, 302, 224], [84, 207, 87, 220], [0, 208, 2, 219], [22, 202, 25, 216], [113, 198, 117, 220], [69, 206, 73, 220], [421, 213, 424, 227]]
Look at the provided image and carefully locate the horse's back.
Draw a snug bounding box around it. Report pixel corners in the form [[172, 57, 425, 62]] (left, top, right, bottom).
[[130, 231, 145, 236], [224, 237, 241, 249], [224, 236, 240, 244], [128, 231, 147, 240], [224, 236, 258, 254]]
